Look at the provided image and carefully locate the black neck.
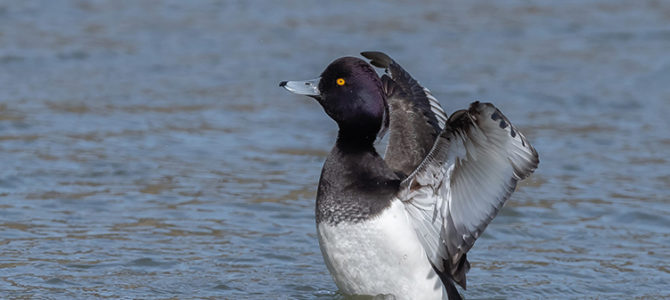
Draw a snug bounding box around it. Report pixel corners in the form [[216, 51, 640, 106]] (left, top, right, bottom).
[[335, 127, 377, 152]]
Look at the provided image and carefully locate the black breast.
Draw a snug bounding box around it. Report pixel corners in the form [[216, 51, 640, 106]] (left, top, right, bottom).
[[315, 142, 401, 225]]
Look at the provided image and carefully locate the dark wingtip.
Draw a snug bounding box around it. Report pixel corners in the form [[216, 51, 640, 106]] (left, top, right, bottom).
[[279, 81, 287, 87], [361, 51, 393, 68]]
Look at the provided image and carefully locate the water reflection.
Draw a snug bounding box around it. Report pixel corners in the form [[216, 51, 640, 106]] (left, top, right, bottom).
[[1, 0, 669, 298]]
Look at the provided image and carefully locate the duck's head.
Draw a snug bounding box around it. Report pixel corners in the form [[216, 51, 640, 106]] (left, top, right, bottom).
[[280, 57, 387, 144]]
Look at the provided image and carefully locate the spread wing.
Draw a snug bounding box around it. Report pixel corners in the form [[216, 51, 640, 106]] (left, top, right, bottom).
[[361, 51, 448, 178], [396, 101, 539, 289]]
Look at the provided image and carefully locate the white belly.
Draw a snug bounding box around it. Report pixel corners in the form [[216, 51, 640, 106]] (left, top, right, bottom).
[[317, 200, 446, 300]]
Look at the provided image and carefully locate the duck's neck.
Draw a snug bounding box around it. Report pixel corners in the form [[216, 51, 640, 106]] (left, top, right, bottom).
[[335, 127, 377, 153]]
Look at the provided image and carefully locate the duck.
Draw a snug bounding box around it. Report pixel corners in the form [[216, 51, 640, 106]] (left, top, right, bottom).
[[279, 51, 539, 300]]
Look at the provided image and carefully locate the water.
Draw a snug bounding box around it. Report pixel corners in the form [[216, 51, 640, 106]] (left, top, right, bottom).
[[1, 0, 669, 298]]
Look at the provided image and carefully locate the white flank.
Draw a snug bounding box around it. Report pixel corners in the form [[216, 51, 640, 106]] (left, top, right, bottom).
[[317, 200, 447, 300]]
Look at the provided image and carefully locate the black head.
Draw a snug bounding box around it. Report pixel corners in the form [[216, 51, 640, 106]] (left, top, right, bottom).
[[280, 57, 387, 145]]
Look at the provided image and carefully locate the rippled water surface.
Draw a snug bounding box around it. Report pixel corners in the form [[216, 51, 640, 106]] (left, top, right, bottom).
[[1, 1, 669, 299]]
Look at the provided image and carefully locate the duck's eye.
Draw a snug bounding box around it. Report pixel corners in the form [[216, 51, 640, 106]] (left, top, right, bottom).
[[336, 78, 346, 86]]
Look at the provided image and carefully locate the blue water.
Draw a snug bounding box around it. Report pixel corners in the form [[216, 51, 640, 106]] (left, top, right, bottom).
[[1, 0, 669, 298]]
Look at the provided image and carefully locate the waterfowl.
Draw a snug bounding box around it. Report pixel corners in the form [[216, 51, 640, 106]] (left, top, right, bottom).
[[280, 51, 539, 300]]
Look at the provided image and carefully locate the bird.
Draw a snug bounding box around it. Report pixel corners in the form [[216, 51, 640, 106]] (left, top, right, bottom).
[[279, 51, 539, 300]]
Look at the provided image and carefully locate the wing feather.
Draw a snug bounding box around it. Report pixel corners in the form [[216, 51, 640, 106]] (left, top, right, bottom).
[[397, 101, 539, 289], [361, 51, 448, 177]]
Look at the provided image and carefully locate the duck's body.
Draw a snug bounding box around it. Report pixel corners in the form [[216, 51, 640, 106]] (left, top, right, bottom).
[[280, 52, 539, 300], [316, 139, 446, 299]]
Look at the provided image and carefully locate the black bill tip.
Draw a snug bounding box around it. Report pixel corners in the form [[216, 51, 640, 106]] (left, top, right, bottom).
[[279, 81, 288, 87]]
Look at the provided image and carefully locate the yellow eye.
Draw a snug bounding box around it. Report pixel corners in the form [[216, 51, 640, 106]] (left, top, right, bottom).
[[336, 78, 346, 86]]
